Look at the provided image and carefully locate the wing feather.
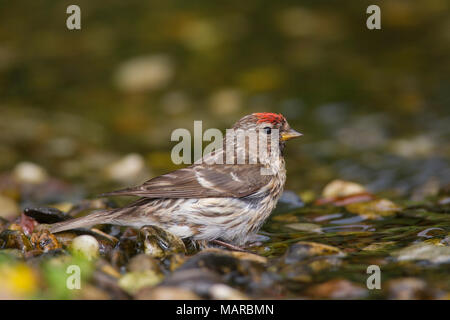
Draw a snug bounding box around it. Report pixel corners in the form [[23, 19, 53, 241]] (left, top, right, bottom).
[[101, 164, 270, 199]]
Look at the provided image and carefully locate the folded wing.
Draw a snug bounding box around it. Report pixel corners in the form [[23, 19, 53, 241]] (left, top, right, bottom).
[[101, 164, 271, 199]]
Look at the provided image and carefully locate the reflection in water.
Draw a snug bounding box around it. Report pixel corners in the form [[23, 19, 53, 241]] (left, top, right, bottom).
[[313, 213, 343, 222], [329, 215, 367, 225], [322, 224, 372, 233]]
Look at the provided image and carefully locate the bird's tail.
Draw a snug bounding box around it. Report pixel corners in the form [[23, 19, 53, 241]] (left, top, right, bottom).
[[48, 210, 118, 233]]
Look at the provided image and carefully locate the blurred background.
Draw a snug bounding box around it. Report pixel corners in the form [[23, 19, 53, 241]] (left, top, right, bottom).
[[1, 0, 449, 202]]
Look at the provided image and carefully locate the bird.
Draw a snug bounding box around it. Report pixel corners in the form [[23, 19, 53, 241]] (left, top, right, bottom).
[[47, 113, 302, 248]]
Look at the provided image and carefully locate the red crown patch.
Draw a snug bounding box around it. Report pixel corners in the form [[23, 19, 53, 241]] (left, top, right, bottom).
[[253, 113, 285, 124]]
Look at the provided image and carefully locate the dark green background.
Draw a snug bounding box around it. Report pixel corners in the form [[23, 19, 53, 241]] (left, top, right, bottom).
[[1, 0, 449, 195]]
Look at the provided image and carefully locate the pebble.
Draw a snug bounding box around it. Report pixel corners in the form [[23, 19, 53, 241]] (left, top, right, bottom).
[[118, 271, 163, 295], [278, 190, 305, 209], [209, 283, 249, 300], [127, 254, 162, 274], [345, 199, 401, 219], [139, 226, 186, 258], [71, 235, 100, 261], [322, 179, 366, 198], [362, 241, 396, 252], [391, 135, 435, 158], [306, 279, 368, 299], [284, 241, 345, 263], [136, 286, 201, 300], [12, 162, 48, 184], [387, 278, 428, 300], [30, 230, 61, 252], [0, 230, 33, 253], [104, 153, 147, 183], [285, 223, 322, 233], [392, 242, 450, 264]]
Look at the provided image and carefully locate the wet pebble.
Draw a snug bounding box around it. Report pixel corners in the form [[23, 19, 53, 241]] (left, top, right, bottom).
[[139, 226, 186, 258], [88, 230, 117, 256], [30, 230, 61, 252], [391, 135, 435, 158], [95, 258, 121, 279], [417, 227, 446, 239], [161, 249, 269, 298], [162, 253, 187, 272], [159, 268, 231, 299], [316, 180, 374, 206], [306, 279, 368, 299], [75, 284, 111, 300], [136, 286, 201, 300], [177, 248, 266, 274], [277, 190, 305, 210], [285, 223, 322, 233], [54, 231, 78, 248], [283, 241, 345, 263], [345, 199, 401, 219], [19, 213, 38, 236], [23, 207, 70, 224], [104, 153, 148, 184], [386, 278, 430, 300], [392, 242, 450, 264], [127, 253, 162, 274], [208, 283, 249, 300], [278, 241, 345, 283], [109, 229, 140, 270], [0, 230, 33, 253], [71, 235, 100, 260], [362, 241, 396, 252], [118, 270, 163, 295], [322, 180, 366, 198], [12, 162, 48, 184]]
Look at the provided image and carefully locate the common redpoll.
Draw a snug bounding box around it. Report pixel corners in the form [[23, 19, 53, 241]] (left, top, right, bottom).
[[48, 113, 302, 246]]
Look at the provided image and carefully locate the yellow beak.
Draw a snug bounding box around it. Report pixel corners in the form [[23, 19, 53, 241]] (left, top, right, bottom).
[[281, 128, 303, 141]]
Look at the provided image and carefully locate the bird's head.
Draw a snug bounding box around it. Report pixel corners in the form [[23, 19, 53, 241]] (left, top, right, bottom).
[[231, 112, 302, 158], [233, 112, 302, 140]]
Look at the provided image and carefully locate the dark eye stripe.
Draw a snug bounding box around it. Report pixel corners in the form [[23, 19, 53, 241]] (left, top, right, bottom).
[[264, 127, 271, 134]]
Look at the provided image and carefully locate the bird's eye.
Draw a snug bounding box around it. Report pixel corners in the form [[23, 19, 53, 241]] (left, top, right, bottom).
[[264, 127, 271, 134]]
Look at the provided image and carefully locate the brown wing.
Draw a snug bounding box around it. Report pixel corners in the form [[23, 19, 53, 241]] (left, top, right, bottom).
[[101, 164, 271, 199]]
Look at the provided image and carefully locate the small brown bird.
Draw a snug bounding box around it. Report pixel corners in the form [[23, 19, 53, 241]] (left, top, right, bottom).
[[49, 113, 302, 247]]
